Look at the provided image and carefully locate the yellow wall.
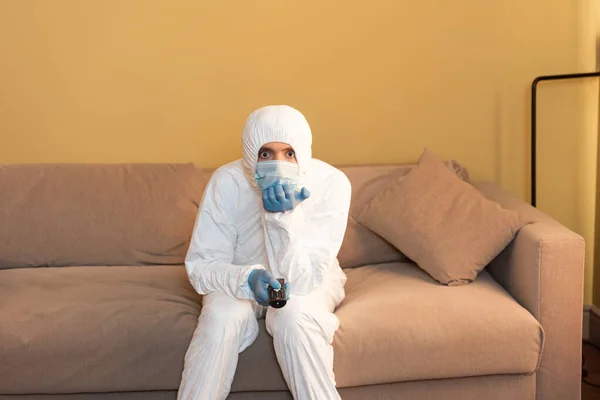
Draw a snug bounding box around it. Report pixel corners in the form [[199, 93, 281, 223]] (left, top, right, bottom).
[[0, 1, 598, 303], [594, 6, 600, 307]]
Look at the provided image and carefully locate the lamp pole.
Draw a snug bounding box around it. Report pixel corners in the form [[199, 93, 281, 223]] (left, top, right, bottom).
[[531, 71, 600, 207]]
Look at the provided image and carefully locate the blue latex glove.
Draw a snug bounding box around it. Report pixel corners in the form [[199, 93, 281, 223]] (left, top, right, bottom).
[[262, 184, 310, 213], [248, 269, 281, 307]]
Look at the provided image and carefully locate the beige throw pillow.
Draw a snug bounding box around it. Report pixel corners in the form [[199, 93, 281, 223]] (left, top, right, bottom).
[[356, 148, 526, 285]]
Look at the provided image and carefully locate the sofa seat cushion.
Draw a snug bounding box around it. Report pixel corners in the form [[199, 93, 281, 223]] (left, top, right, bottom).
[[235, 261, 545, 391], [332, 262, 544, 387], [0, 262, 544, 395], [0, 266, 203, 395]]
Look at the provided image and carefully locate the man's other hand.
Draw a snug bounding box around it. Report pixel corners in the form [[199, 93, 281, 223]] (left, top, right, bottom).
[[262, 184, 310, 213], [248, 269, 280, 306]]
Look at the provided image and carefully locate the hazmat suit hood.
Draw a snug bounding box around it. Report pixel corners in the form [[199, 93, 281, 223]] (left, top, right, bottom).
[[241, 105, 313, 188]]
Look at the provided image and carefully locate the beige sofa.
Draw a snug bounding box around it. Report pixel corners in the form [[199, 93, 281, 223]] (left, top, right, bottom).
[[0, 162, 584, 400]]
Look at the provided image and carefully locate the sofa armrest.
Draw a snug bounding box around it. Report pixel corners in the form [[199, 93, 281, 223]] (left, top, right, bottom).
[[474, 181, 585, 400]]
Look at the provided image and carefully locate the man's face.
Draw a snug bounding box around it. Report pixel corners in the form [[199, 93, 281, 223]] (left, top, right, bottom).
[[257, 142, 297, 163]]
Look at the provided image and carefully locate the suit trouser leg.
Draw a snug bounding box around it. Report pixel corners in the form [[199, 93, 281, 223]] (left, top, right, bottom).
[[177, 292, 259, 400], [266, 277, 345, 400]]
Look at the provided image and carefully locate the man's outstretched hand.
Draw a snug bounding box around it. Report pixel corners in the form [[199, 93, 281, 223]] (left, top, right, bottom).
[[262, 184, 310, 213], [248, 269, 280, 307]]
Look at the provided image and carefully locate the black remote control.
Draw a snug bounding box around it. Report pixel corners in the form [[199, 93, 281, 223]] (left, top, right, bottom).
[[268, 278, 287, 308]]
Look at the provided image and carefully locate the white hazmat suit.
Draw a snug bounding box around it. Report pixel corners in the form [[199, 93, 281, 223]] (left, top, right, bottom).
[[177, 105, 351, 400]]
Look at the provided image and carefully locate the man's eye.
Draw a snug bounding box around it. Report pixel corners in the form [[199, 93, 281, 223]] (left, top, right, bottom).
[[260, 151, 270, 158], [286, 151, 295, 158]]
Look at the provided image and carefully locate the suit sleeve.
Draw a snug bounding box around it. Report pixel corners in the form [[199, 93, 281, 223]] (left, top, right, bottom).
[[185, 168, 263, 299], [261, 171, 351, 295]]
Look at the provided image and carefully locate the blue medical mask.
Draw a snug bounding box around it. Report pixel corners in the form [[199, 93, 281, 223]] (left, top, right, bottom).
[[255, 160, 303, 192]]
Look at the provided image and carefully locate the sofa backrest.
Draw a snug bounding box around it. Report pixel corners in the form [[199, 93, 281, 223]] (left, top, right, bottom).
[[0, 163, 210, 269], [336, 165, 409, 268], [0, 161, 464, 269]]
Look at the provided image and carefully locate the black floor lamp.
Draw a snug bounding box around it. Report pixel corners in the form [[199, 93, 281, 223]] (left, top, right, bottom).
[[530, 71, 600, 386], [530, 71, 600, 207]]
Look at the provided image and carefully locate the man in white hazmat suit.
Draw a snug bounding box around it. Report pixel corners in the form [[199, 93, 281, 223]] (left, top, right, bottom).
[[177, 105, 351, 400]]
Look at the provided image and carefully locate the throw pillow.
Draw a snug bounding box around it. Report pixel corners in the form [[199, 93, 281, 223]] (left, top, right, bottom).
[[356, 148, 526, 285]]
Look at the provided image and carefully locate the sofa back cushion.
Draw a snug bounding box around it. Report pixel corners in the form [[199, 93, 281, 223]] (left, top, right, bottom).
[[337, 165, 411, 268], [0, 163, 209, 269]]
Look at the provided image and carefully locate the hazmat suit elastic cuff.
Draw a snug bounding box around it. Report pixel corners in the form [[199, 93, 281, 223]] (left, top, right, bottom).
[[239, 264, 265, 300]]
